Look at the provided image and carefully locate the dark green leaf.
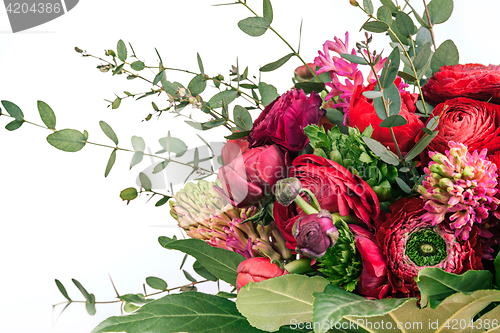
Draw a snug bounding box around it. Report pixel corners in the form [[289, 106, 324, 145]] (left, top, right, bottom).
[[395, 11, 415, 38], [340, 53, 367, 65], [130, 61, 145, 71], [396, 177, 411, 193], [416, 100, 435, 115], [183, 270, 197, 283], [104, 149, 117, 178], [237, 17, 270, 37], [131, 135, 145, 152], [47, 129, 86, 152], [294, 82, 325, 95], [139, 172, 152, 191], [208, 89, 238, 109], [155, 196, 170, 207], [225, 130, 251, 140], [379, 47, 400, 88], [37, 101, 56, 130], [5, 120, 23, 131], [153, 161, 169, 174], [153, 71, 164, 86], [380, 0, 397, 13], [86, 294, 96, 316], [397, 71, 417, 82], [216, 292, 237, 299], [1, 100, 24, 120], [91, 292, 264, 333], [119, 293, 153, 305], [363, 0, 373, 15], [239, 83, 258, 89], [362, 137, 400, 165], [377, 6, 393, 25], [233, 105, 253, 131], [130, 151, 144, 169], [55, 279, 72, 302], [260, 53, 294, 72], [495, 251, 500, 288], [112, 63, 124, 76], [146, 276, 168, 291], [263, 0, 273, 24], [193, 261, 218, 282], [413, 42, 432, 71], [362, 21, 389, 33], [424, 0, 454, 25], [372, 83, 401, 120], [188, 75, 207, 96], [72, 279, 92, 302], [312, 285, 409, 332], [379, 114, 407, 128], [404, 130, 438, 162], [117, 40, 127, 62], [99, 121, 119, 145], [431, 39, 459, 73], [417, 268, 493, 309], [258, 82, 279, 106], [197, 53, 204, 76], [159, 237, 245, 285], [422, 127, 433, 135], [120, 187, 138, 202]]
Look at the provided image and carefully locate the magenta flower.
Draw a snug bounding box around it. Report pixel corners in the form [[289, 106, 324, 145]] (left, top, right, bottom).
[[419, 141, 500, 240]]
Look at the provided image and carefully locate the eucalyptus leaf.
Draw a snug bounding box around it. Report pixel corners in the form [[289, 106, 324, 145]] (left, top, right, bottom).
[[362, 137, 400, 165], [139, 172, 152, 191], [92, 292, 264, 333], [380, 0, 398, 13], [104, 149, 117, 177], [424, 0, 454, 25], [362, 91, 383, 99], [208, 89, 238, 109], [153, 161, 169, 174], [130, 61, 145, 71], [197, 53, 204, 76], [396, 11, 415, 38], [225, 130, 251, 140], [188, 75, 207, 96], [363, 0, 373, 15], [55, 279, 72, 302], [131, 135, 145, 152], [397, 71, 417, 82], [157, 135, 188, 156], [5, 120, 23, 131], [396, 177, 411, 193], [377, 6, 392, 25], [233, 105, 253, 131], [340, 53, 367, 65], [37, 101, 56, 130], [117, 40, 127, 62], [47, 129, 86, 152], [260, 53, 294, 72], [123, 303, 140, 313], [130, 151, 144, 169], [431, 40, 459, 73], [99, 121, 119, 145], [119, 293, 153, 305], [379, 114, 407, 128], [294, 82, 325, 95], [236, 274, 329, 332], [120, 187, 138, 202], [155, 196, 170, 207], [416, 27, 433, 47], [146, 277, 168, 291], [1, 100, 24, 120], [263, 0, 273, 24], [258, 82, 279, 106], [413, 42, 432, 71], [404, 130, 438, 161], [237, 17, 270, 37], [416, 100, 435, 115], [379, 47, 400, 88], [183, 270, 197, 283], [159, 237, 245, 285], [362, 21, 389, 33], [372, 83, 401, 120]]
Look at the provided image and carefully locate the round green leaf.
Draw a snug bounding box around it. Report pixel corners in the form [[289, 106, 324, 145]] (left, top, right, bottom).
[[431, 39, 459, 73], [424, 0, 454, 25], [263, 0, 273, 24], [363, 0, 373, 15], [99, 121, 119, 145], [188, 75, 206, 96], [377, 6, 393, 25], [130, 61, 145, 71], [396, 11, 415, 38], [379, 114, 408, 128], [131, 135, 145, 152], [237, 17, 270, 37], [233, 105, 252, 131], [5, 119, 23, 131], [117, 39, 127, 62], [362, 21, 389, 33], [47, 129, 86, 152], [1, 100, 24, 121], [120, 187, 138, 201], [37, 101, 56, 130], [139, 172, 152, 191]]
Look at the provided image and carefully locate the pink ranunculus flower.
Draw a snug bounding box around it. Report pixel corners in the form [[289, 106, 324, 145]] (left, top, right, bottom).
[[248, 89, 324, 153], [236, 257, 287, 292]]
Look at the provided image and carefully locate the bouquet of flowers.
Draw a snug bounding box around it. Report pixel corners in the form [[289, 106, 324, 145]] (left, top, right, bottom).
[[3, 0, 500, 332]]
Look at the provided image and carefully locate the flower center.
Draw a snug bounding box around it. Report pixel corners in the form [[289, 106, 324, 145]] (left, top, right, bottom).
[[406, 229, 447, 267]]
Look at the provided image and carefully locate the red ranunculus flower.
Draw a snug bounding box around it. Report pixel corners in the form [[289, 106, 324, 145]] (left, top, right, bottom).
[[248, 89, 325, 152], [417, 97, 500, 165], [216, 144, 289, 208], [422, 64, 500, 106], [348, 82, 424, 155], [236, 257, 287, 292], [375, 197, 483, 298], [221, 137, 249, 165], [274, 154, 380, 250]]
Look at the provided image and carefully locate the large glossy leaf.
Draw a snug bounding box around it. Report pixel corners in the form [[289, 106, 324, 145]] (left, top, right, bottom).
[[47, 129, 86, 152], [417, 268, 493, 309], [313, 285, 410, 333], [92, 292, 265, 333], [236, 274, 329, 332], [159, 237, 245, 285]]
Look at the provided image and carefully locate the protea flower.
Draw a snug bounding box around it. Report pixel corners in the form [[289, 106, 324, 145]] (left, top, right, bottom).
[[418, 141, 500, 240], [376, 197, 483, 298], [170, 180, 291, 261]]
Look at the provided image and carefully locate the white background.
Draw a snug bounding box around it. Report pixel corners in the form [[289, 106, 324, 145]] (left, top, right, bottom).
[[0, 0, 499, 332]]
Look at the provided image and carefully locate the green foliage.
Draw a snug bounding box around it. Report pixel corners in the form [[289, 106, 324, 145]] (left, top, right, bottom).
[[262, 0, 273, 24], [156, 133, 188, 156], [362, 21, 389, 33], [99, 121, 119, 145], [260, 53, 294, 72], [193, 261, 218, 282], [424, 0, 454, 25], [120, 187, 138, 204], [117, 40, 127, 62], [313, 285, 410, 333], [258, 82, 278, 106], [104, 149, 116, 177], [47, 129, 87, 152], [139, 172, 152, 191], [130, 61, 145, 71], [146, 276, 168, 291], [159, 237, 245, 286], [72, 279, 96, 316], [1, 100, 24, 120], [362, 137, 399, 165], [340, 53, 368, 65], [416, 268, 493, 309], [119, 293, 153, 305], [431, 39, 459, 72], [233, 105, 253, 131], [236, 275, 329, 332], [55, 279, 72, 302], [237, 17, 270, 37], [37, 101, 56, 130]]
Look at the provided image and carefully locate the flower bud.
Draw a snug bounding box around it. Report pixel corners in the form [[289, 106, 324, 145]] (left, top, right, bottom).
[[292, 210, 338, 259], [236, 257, 287, 292], [275, 177, 302, 206]]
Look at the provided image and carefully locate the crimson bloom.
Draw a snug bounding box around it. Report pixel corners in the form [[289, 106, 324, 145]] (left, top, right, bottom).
[[248, 89, 324, 152], [348, 82, 424, 155], [236, 257, 287, 292], [292, 210, 339, 259], [274, 154, 380, 251], [422, 64, 500, 106], [216, 144, 289, 208]]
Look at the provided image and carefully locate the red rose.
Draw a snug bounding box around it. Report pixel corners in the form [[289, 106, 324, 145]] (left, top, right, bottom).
[[422, 64, 500, 106], [348, 83, 424, 155], [249, 89, 325, 152], [216, 144, 289, 208], [418, 97, 500, 165], [236, 257, 287, 292], [375, 197, 483, 298], [274, 154, 380, 250]]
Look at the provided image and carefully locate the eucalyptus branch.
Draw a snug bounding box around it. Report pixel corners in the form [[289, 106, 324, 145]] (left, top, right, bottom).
[[52, 279, 210, 308], [423, 0, 437, 51], [237, 0, 321, 82]]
